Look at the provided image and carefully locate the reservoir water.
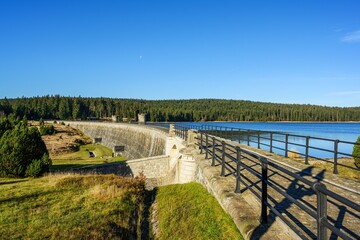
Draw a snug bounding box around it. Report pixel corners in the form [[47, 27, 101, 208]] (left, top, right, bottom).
[[153, 122, 360, 158]]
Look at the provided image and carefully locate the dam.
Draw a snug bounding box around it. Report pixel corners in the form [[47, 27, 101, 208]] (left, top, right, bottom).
[[66, 121, 360, 240]]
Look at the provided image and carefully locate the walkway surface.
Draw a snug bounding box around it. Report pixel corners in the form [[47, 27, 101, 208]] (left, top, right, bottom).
[[200, 139, 360, 239]]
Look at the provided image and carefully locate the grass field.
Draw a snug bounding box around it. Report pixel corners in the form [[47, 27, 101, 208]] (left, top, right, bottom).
[[0, 177, 243, 240], [51, 144, 126, 170], [0, 174, 146, 239], [154, 182, 244, 240]]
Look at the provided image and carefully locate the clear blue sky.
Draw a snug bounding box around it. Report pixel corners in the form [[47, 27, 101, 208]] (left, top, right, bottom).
[[1, 1, 360, 107]]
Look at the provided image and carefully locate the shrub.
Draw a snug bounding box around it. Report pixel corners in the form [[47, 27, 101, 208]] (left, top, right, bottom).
[[25, 154, 51, 177], [0, 121, 51, 177], [353, 136, 360, 168], [39, 125, 55, 136]]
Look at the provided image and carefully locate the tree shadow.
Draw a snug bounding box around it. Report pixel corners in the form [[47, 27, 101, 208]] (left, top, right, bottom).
[[250, 166, 325, 239], [0, 179, 28, 186]]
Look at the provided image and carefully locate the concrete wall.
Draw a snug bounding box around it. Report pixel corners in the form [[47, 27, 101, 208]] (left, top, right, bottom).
[[64, 122, 197, 187], [66, 121, 167, 160]]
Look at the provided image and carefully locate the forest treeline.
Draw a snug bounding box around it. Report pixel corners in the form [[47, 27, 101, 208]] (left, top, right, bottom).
[[1, 96, 360, 122]]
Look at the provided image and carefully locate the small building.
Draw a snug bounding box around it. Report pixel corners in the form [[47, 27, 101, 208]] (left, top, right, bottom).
[[138, 113, 146, 124], [93, 137, 102, 145], [113, 145, 125, 157], [111, 115, 119, 122]]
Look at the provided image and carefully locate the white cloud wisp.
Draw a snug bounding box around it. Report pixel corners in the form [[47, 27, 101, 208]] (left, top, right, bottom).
[[341, 30, 360, 43]]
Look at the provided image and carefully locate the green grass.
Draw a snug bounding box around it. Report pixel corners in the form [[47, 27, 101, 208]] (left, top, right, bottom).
[[51, 144, 126, 170], [0, 174, 145, 239], [154, 182, 244, 240]]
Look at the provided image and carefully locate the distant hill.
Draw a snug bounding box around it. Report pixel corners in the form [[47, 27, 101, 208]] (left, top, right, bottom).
[[1, 96, 360, 122]]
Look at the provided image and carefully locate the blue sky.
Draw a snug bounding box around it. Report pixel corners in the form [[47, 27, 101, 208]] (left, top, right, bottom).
[[1, 1, 360, 107]]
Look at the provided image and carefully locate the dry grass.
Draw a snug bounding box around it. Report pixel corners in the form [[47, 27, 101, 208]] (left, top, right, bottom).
[[0, 174, 146, 239], [288, 148, 301, 159], [38, 122, 92, 156]]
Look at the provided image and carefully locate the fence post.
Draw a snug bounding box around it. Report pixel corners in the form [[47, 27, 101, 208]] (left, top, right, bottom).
[[285, 134, 289, 158], [305, 136, 310, 165], [247, 130, 250, 146], [212, 136, 216, 166], [221, 141, 226, 176], [235, 147, 241, 193], [270, 133, 273, 153], [205, 134, 209, 159], [313, 182, 328, 240], [257, 132, 260, 149], [333, 140, 339, 174], [200, 132, 203, 154], [238, 129, 241, 143], [260, 157, 268, 223]]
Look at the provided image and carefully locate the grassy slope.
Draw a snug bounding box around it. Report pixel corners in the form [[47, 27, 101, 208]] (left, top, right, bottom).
[[51, 144, 126, 170], [0, 174, 145, 239], [154, 182, 244, 240]]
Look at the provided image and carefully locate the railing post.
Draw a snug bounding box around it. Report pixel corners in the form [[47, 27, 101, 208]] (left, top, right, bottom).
[[221, 141, 226, 176], [257, 132, 260, 149], [247, 130, 250, 146], [235, 147, 241, 193], [333, 140, 339, 174], [200, 132, 204, 154], [270, 133, 273, 153], [313, 182, 328, 240], [285, 134, 289, 158], [260, 157, 268, 223], [305, 136, 310, 165], [212, 136, 216, 166], [205, 134, 209, 159]]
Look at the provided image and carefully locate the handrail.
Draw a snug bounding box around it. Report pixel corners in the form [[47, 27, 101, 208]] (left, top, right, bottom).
[[174, 124, 360, 240], [174, 123, 360, 174]]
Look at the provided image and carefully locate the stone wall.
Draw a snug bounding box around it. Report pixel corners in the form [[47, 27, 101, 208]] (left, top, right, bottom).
[[65, 121, 167, 159], [64, 122, 195, 187]]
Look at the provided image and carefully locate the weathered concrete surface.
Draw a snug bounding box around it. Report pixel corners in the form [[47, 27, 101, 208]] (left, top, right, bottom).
[[69, 155, 177, 189], [64, 122, 197, 188], [66, 122, 167, 159]]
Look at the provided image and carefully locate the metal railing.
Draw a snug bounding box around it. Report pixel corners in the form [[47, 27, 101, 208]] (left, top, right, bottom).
[[178, 124, 360, 174], [174, 125, 360, 239]]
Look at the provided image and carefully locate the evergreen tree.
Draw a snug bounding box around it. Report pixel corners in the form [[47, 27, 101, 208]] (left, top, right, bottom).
[[0, 118, 51, 177], [353, 137, 360, 168]]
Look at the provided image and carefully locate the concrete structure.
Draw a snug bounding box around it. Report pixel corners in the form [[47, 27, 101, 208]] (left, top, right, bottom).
[[113, 145, 125, 156], [66, 121, 193, 188], [93, 137, 102, 145], [111, 115, 119, 122], [138, 113, 146, 124]]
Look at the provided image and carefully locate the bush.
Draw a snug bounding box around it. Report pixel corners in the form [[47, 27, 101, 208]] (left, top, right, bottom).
[[39, 125, 55, 136], [0, 120, 51, 177], [353, 136, 360, 168], [25, 154, 51, 177]]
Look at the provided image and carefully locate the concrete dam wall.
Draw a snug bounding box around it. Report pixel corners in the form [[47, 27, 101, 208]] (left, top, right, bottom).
[[65, 122, 167, 160]]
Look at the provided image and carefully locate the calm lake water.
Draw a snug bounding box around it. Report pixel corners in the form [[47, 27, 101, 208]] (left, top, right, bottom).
[[161, 122, 360, 158]]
